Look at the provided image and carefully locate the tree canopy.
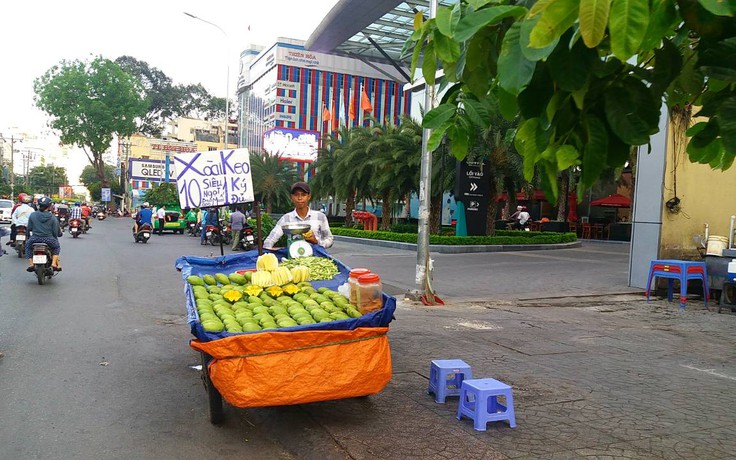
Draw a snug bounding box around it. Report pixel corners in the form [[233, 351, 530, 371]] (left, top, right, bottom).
[[28, 165, 68, 196], [33, 57, 149, 187], [406, 0, 736, 200], [79, 164, 122, 201]]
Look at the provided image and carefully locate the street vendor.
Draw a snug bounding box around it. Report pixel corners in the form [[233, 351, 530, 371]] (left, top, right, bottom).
[[263, 181, 334, 249]]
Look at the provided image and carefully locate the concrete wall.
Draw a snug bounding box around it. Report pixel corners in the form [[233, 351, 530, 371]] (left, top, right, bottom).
[[659, 114, 736, 259]]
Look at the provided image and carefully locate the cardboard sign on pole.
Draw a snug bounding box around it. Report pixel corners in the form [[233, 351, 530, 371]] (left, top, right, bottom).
[[174, 148, 254, 209]]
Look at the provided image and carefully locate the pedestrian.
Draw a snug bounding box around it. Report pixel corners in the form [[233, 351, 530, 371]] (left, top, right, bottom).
[[199, 208, 208, 245], [229, 206, 246, 251], [156, 205, 166, 235], [263, 181, 333, 249]]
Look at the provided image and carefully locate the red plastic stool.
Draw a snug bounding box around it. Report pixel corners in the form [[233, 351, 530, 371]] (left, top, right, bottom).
[[645, 259, 709, 310]]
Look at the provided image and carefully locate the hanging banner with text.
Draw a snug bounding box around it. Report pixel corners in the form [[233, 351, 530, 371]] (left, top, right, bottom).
[[174, 148, 254, 209]]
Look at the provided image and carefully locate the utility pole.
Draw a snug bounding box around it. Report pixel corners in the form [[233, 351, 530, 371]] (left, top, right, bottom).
[[0, 133, 23, 197]]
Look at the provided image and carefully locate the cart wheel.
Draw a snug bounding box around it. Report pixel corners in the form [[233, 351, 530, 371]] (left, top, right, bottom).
[[201, 353, 224, 425]]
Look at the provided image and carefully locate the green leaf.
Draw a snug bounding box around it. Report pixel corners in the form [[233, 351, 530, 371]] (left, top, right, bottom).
[[498, 23, 536, 95], [433, 29, 461, 63], [422, 103, 456, 129], [689, 120, 719, 149], [422, 41, 437, 86], [518, 67, 555, 120], [410, 39, 423, 80], [571, 84, 588, 110], [556, 144, 580, 171], [529, 0, 580, 49], [687, 135, 723, 165], [529, 0, 557, 17], [547, 35, 596, 91], [640, 0, 678, 51], [579, 0, 612, 47], [448, 123, 470, 160], [463, 99, 490, 127], [604, 82, 657, 145], [697, 0, 736, 16], [717, 96, 736, 153], [492, 86, 519, 120], [540, 160, 559, 202], [650, 39, 682, 98], [455, 5, 527, 42], [515, 118, 548, 181], [609, 0, 649, 60], [427, 123, 451, 151], [435, 6, 454, 37], [582, 116, 608, 188], [520, 16, 559, 61], [697, 37, 736, 82]]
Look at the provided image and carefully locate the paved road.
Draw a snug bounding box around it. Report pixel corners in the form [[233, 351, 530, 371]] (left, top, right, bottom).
[[4, 219, 732, 459]]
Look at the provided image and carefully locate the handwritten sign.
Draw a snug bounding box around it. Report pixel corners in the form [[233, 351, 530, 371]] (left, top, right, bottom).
[[174, 148, 254, 209]]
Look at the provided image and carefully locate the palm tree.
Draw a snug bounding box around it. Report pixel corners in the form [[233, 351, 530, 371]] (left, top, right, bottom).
[[332, 124, 376, 227], [249, 151, 297, 213]]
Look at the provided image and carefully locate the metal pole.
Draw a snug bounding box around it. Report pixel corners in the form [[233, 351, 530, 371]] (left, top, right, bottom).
[[183, 12, 230, 149], [410, 0, 438, 301]]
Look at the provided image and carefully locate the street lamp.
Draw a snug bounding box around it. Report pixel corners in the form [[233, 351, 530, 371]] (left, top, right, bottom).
[[184, 12, 231, 149]]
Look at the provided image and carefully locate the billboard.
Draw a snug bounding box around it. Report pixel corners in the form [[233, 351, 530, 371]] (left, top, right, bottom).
[[129, 158, 177, 181], [263, 128, 319, 162]]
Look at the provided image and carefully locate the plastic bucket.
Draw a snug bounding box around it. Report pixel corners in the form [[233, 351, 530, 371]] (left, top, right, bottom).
[[706, 235, 729, 256]]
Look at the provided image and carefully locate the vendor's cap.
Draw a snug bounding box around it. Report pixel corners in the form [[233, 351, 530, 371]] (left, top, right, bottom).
[[291, 181, 310, 194]]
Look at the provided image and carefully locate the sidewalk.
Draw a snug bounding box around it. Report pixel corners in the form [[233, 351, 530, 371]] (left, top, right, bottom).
[[236, 294, 736, 459]]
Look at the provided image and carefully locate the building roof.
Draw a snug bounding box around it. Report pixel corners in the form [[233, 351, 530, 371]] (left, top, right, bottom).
[[306, 0, 456, 70]]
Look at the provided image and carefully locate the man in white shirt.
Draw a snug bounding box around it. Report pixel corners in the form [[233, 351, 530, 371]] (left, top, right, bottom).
[[156, 205, 166, 235], [263, 182, 333, 249]]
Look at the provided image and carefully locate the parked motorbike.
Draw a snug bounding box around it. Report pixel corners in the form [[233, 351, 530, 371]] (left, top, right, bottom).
[[96, 211, 106, 221], [31, 243, 56, 285], [187, 220, 199, 237], [235, 224, 257, 250], [69, 218, 82, 238], [134, 223, 153, 243], [206, 224, 232, 246], [14, 225, 28, 258]]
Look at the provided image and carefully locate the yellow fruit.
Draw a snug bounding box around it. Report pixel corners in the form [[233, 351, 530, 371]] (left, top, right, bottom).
[[272, 266, 293, 286], [290, 266, 310, 283], [223, 290, 243, 303], [266, 285, 284, 298], [256, 253, 279, 271], [244, 285, 264, 297], [251, 270, 273, 287], [282, 283, 300, 295]]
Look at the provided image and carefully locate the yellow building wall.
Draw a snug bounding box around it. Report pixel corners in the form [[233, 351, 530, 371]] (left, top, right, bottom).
[[659, 119, 736, 259]]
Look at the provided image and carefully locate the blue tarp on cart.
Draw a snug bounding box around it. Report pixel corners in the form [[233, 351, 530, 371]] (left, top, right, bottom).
[[175, 246, 396, 342]]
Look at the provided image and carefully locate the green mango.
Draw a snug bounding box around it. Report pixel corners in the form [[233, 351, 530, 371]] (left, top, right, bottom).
[[228, 273, 247, 285], [215, 273, 230, 285], [187, 275, 205, 286], [203, 274, 217, 286]]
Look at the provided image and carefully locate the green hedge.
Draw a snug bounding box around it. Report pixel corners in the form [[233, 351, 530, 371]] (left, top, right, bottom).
[[331, 228, 577, 245]]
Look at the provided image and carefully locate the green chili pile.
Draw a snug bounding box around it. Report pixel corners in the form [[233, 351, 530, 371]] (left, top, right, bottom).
[[280, 256, 339, 281]]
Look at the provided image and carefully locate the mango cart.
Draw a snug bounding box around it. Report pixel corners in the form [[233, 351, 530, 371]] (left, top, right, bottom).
[[175, 247, 397, 424]]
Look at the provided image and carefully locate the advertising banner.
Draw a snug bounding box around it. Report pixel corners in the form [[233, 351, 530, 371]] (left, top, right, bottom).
[[174, 148, 254, 209], [455, 159, 489, 236], [263, 128, 319, 162], [129, 158, 177, 181], [101, 188, 111, 202]]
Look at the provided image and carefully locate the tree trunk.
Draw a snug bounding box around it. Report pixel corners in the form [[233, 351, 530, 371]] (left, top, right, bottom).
[[344, 190, 356, 227], [93, 155, 110, 188], [380, 192, 392, 231], [430, 193, 442, 235], [556, 171, 569, 221], [486, 169, 498, 235]]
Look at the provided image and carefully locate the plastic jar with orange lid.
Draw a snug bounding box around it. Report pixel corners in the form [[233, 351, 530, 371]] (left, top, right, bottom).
[[356, 273, 383, 313], [348, 268, 371, 305]]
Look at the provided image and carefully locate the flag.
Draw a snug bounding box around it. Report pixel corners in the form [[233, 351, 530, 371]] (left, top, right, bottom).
[[322, 105, 331, 124], [331, 100, 339, 131], [361, 87, 373, 113], [349, 93, 356, 121]]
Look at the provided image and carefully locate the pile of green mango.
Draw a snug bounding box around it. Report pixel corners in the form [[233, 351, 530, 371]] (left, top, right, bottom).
[[187, 272, 364, 334]]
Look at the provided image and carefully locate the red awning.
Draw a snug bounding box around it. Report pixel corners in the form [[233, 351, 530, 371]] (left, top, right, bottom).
[[589, 194, 631, 208], [496, 190, 547, 202]]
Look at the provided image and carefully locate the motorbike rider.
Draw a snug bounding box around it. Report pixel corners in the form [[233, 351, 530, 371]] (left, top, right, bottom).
[[133, 202, 153, 234], [8, 193, 34, 247], [69, 201, 83, 222], [25, 196, 63, 272], [56, 200, 70, 223], [200, 207, 219, 245], [81, 202, 92, 229]]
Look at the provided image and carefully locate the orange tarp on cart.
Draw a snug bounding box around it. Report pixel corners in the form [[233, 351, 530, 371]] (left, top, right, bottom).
[[190, 327, 391, 408]]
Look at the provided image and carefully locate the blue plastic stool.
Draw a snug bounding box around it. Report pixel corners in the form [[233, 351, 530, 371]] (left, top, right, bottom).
[[456, 378, 516, 431], [427, 359, 472, 403], [645, 259, 709, 310]]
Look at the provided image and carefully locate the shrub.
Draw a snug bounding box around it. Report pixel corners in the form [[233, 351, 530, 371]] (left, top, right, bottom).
[[331, 228, 577, 245]]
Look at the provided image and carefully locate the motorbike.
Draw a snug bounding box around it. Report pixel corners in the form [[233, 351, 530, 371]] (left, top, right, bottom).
[[187, 220, 199, 237], [96, 211, 106, 221], [15, 225, 27, 258], [82, 218, 91, 233], [69, 218, 82, 238], [134, 223, 153, 243], [58, 216, 68, 230], [206, 224, 232, 246], [31, 242, 56, 285], [235, 224, 257, 250]]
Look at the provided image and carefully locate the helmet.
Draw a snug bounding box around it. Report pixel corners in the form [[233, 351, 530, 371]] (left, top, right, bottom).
[[82, 202, 87, 206], [38, 196, 53, 210], [75, 202, 81, 206], [142, 202, 149, 208], [21, 194, 32, 203], [61, 200, 67, 204]]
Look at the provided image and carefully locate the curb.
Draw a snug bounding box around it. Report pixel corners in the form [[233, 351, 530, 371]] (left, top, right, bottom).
[[334, 235, 582, 253]]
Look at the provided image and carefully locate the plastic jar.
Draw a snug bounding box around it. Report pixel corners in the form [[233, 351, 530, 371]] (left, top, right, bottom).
[[356, 273, 383, 313], [348, 268, 371, 305]]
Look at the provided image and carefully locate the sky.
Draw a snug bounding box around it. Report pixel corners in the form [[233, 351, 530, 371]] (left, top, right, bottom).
[[0, 0, 337, 186]]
